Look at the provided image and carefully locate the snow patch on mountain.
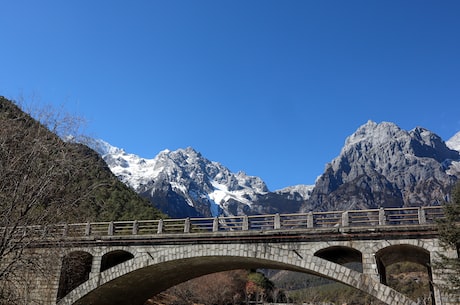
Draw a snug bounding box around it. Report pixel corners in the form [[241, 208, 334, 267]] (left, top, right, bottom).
[[106, 151, 160, 190], [445, 131, 460, 176], [447, 131, 460, 152], [209, 180, 254, 207], [207, 180, 256, 217]]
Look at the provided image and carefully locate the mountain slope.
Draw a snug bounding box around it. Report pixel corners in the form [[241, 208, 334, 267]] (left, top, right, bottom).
[[302, 121, 460, 212], [0, 96, 163, 223]]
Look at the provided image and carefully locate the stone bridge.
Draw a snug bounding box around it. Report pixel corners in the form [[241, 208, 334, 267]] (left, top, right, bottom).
[[13, 206, 459, 305]]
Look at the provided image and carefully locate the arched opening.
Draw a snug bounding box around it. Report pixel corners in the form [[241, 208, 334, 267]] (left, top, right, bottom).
[[57, 251, 93, 301], [314, 245, 363, 272], [375, 244, 434, 305], [279, 246, 367, 303], [100, 250, 134, 272]]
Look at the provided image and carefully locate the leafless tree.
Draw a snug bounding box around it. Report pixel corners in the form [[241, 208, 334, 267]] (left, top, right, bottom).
[[155, 270, 248, 305], [0, 97, 103, 304]]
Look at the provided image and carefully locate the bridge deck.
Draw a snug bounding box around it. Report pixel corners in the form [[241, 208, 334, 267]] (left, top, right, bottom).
[[9, 206, 443, 247]]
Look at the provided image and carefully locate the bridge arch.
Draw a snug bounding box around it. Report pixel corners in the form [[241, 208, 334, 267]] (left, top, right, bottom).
[[57, 243, 418, 305], [100, 250, 134, 272], [372, 242, 433, 284], [376, 244, 430, 268], [315, 245, 363, 265], [375, 243, 434, 301], [57, 251, 93, 301]]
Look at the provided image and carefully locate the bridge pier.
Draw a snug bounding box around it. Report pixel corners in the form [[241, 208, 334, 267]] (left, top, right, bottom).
[[89, 254, 102, 286], [361, 252, 380, 281]]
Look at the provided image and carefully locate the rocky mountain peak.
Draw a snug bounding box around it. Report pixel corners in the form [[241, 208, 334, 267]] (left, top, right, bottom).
[[304, 121, 460, 212], [335, 121, 408, 172], [343, 121, 404, 150], [151, 146, 268, 194]]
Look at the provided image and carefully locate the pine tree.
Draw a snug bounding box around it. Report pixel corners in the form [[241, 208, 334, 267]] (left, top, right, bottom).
[[436, 181, 460, 298]]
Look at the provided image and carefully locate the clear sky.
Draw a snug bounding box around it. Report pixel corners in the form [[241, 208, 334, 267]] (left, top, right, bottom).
[[1, 1, 459, 191]]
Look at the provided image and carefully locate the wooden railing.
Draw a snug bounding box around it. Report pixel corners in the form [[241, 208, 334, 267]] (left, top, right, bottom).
[[4, 206, 444, 239]]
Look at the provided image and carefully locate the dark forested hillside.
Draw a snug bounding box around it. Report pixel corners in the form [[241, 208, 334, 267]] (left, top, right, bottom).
[[0, 96, 164, 224]]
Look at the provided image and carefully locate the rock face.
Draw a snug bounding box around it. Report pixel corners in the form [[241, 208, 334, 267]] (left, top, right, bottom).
[[301, 121, 460, 212]]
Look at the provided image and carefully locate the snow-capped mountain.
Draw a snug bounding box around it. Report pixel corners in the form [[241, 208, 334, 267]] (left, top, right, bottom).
[[89, 140, 310, 217], [86, 121, 460, 218], [302, 121, 460, 212]]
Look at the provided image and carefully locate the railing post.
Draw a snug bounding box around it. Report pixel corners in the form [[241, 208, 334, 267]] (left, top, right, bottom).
[[274, 213, 281, 230], [212, 217, 219, 232], [184, 218, 191, 233], [132, 220, 139, 235], [341, 211, 349, 227], [157, 219, 163, 234], [307, 212, 314, 228], [242, 216, 249, 231], [85, 222, 91, 236], [418, 207, 426, 224], [378, 208, 386, 226], [108, 221, 114, 236], [41, 225, 48, 238], [62, 223, 69, 237]]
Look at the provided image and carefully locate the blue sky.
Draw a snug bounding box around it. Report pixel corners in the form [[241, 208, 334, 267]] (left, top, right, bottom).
[[1, 1, 459, 190]]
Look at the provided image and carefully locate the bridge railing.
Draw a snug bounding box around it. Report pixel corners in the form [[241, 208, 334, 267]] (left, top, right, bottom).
[[8, 206, 444, 239]]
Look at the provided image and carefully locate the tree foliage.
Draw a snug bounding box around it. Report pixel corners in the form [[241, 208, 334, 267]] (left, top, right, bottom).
[[245, 270, 275, 302], [436, 180, 460, 299]]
